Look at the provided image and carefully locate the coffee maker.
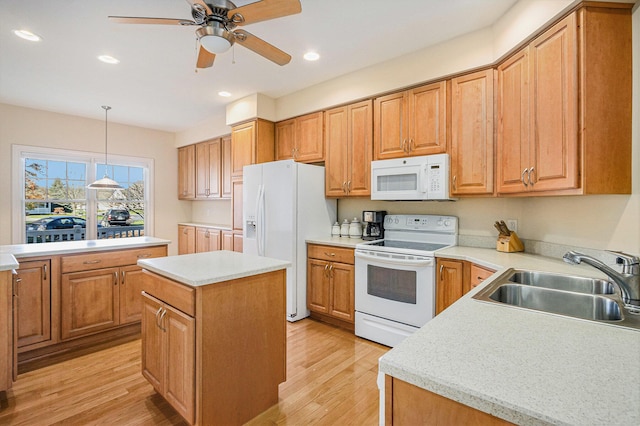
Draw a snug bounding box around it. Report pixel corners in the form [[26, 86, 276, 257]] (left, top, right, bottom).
[[362, 210, 386, 240]]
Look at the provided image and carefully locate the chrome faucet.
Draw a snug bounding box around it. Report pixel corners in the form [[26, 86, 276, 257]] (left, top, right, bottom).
[[563, 250, 640, 307]]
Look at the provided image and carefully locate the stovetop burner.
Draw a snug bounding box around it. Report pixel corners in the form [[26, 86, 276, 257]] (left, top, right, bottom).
[[369, 240, 450, 252]]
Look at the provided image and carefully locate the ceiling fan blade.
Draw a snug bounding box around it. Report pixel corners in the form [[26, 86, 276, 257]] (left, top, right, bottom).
[[196, 44, 216, 68], [108, 16, 195, 25], [234, 29, 291, 66], [185, 0, 212, 16], [228, 0, 301, 26]]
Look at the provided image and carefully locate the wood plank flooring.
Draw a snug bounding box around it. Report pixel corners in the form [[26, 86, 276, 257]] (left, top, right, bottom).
[[0, 319, 389, 425]]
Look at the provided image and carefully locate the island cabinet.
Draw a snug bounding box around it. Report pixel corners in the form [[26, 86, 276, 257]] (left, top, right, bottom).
[[14, 258, 53, 350], [307, 244, 355, 330], [59, 246, 167, 341], [384, 376, 513, 425], [450, 69, 495, 196], [496, 5, 632, 196], [178, 144, 196, 200], [139, 260, 286, 425], [436, 258, 495, 314], [275, 111, 324, 163], [373, 81, 447, 160], [1, 270, 13, 391], [325, 100, 373, 197]]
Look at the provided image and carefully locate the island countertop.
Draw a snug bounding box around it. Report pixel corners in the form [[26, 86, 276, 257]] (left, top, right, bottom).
[[0, 236, 170, 258], [138, 250, 291, 287], [379, 247, 640, 425], [0, 253, 19, 272]]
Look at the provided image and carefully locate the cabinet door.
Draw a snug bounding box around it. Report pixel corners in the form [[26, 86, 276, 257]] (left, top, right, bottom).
[[231, 121, 256, 177], [232, 179, 243, 231], [178, 225, 196, 255], [275, 119, 296, 161], [328, 262, 355, 323], [196, 228, 221, 252], [450, 69, 494, 196], [221, 134, 233, 198], [295, 112, 324, 163], [497, 47, 530, 194], [178, 145, 195, 199], [61, 267, 119, 340], [163, 303, 196, 425], [222, 230, 234, 251], [374, 91, 409, 159], [307, 259, 330, 314], [1, 271, 12, 391], [408, 81, 447, 156], [324, 106, 349, 196], [196, 139, 221, 199], [529, 13, 578, 192], [232, 231, 243, 253], [141, 293, 165, 394], [436, 259, 464, 315], [347, 100, 373, 196], [119, 265, 145, 324], [15, 259, 51, 348], [470, 264, 495, 290]]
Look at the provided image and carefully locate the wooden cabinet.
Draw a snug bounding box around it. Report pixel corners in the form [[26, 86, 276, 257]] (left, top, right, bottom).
[[231, 119, 275, 178], [497, 6, 632, 195], [142, 291, 195, 424], [14, 259, 51, 349], [450, 69, 495, 196], [307, 244, 355, 328], [60, 246, 167, 340], [275, 111, 324, 163], [195, 227, 221, 252], [374, 81, 447, 160], [194, 135, 232, 199], [385, 376, 513, 425], [1, 270, 13, 391], [178, 145, 195, 200], [220, 134, 233, 198], [178, 224, 196, 255], [436, 258, 496, 314], [220, 230, 243, 253], [141, 266, 286, 425], [232, 179, 243, 231], [325, 100, 373, 197]]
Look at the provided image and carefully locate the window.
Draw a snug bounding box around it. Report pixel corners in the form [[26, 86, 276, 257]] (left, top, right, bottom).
[[13, 145, 154, 244]]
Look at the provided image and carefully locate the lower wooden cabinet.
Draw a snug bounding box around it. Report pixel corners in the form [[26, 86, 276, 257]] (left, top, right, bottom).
[[307, 244, 355, 328], [178, 225, 196, 255], [14, 259, 52, 349], [1, 270, 13, 391], [195, 227, 221, 252], [436, 258, 495, 314]]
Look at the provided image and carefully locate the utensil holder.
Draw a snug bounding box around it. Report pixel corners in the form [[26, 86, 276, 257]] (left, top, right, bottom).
[[496, 232, 524, 253]]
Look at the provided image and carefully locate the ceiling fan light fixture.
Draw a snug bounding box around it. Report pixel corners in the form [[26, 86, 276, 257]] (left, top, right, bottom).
[[196, 24, 235, 54]]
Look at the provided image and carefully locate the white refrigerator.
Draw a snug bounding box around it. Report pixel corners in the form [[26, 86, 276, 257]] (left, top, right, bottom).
[[243, 160, 337, 322]]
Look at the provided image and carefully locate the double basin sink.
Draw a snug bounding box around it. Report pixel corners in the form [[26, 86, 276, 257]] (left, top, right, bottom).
[[473, 269, 640, 331]]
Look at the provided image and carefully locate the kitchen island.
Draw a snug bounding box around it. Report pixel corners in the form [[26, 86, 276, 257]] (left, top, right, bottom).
[[138, 250, 290, 426], [379, 247, 640, 425]]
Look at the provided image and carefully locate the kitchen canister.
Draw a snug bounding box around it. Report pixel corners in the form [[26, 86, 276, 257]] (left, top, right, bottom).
[[349, 217, 363, 238], [340, 219, 350, 237], [331, 222, 340, 236]]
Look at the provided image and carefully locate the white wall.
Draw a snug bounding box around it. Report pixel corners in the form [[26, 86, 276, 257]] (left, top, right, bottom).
[[0, 103, 187, 255]]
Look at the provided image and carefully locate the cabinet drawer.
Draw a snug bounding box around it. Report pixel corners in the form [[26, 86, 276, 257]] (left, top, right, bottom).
[[307, 244, 354, 264], [141, 270, 195, 317], [61, 246, 167, 273], [470, 264, 495, 289]]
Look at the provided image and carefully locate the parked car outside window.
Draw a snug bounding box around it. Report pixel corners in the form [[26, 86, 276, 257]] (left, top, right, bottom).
[[101, 209, 131, 226], [26, 216, 89, 231]]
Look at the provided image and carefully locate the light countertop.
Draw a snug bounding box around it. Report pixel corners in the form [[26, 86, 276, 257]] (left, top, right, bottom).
[[178, 222, 232, 230], [379, 246, 640, 425], [0, 253, 19, 272], [306, 236, 369, 248], [0, 237, 170, 258], [138, 250, 291, 287]]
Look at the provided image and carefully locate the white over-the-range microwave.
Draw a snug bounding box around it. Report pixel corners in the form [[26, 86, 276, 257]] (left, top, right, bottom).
[[370, 154, 454, 201]]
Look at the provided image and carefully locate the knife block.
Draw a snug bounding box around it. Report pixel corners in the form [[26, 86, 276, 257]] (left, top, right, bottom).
[[496, 232, 524, 253]]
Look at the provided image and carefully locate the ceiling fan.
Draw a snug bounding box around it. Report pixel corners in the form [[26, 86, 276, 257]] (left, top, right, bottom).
[[109, 0, 301, 68]]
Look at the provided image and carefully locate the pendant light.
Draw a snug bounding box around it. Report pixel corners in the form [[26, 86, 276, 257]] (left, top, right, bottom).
[[88, 105, 122, 189]]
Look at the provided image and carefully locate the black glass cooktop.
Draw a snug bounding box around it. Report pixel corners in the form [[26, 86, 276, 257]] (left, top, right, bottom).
[[368, 240, 449, 252]]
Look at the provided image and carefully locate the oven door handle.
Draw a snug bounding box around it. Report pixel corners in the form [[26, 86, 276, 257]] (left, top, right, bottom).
[[355, 251, 434, 267]]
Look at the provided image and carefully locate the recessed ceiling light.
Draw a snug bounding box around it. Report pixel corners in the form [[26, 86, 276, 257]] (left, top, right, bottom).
[[98, 55, 120, 64], [218, 91, 232, 97], [14, 30, 41, 42], [303, 51, 320, 61]]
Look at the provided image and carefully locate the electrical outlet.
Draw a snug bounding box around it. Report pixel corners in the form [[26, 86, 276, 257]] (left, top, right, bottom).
[[506, 219, 518, 233]]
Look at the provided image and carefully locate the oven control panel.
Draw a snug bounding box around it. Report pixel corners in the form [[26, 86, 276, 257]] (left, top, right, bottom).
[[383, 214, 458, 233]]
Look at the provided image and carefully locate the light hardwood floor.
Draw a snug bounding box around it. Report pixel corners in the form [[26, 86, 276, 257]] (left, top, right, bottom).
[[0, 319, 389, 425]]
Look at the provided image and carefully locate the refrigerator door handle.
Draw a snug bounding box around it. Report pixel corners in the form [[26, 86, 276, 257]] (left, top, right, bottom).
[[256, 184, 266, 256]]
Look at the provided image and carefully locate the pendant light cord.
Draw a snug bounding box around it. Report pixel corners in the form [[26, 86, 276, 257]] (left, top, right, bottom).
[[102, 105, 111, 170]]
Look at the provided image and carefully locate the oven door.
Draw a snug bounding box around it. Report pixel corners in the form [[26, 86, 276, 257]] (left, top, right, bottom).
[[354, 249, 435, 327]]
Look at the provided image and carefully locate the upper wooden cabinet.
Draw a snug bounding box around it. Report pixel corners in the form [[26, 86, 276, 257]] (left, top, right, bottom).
[[195, 139, 221, 199], [275, 112, 324, 163], [497, 6, 632, 195], [373, 81, 447, 160], [231, 119, 275, 178], [220, 135, 232, 198], [325, 100, 373, 197], [178, 145, 195, 200], [450, 69, 495, 196]]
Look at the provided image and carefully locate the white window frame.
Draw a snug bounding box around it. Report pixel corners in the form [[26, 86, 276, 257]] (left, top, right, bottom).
[[11, 144, 155, 244]]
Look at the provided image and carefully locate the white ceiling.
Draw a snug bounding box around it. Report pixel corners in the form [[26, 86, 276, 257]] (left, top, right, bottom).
[[0, 0, 518, 132]]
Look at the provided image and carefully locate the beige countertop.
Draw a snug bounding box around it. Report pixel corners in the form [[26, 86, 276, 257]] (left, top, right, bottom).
[[0, 253, 19, 271], [379, 246, 640, 425], [178, 222, 232, 230], [138, 250, 291, 287], [306, 235, 369, 248]]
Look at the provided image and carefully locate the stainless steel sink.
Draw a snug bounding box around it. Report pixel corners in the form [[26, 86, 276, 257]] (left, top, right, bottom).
[[473, 269, 640, 330], [506, 270, 614, 295]]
